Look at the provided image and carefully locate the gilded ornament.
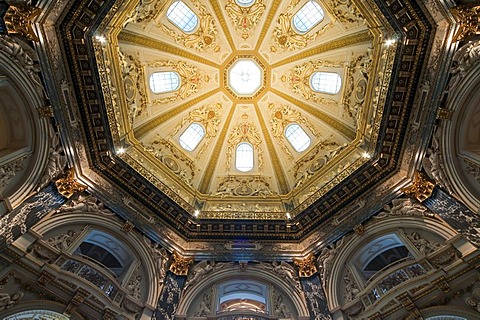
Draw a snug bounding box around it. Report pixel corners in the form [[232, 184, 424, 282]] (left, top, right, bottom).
[[160, 0, 219, 51], [286, 59, 344, 105], [38, 106, 54, 118], [4, 4, 41, 41], [119, 51, 148, 121], [214, 175, 276, 198], [293, 253, 317, 278], [450, 4, 480, 42], [121, 221, 135, 233], [125, 0, 168, 26], [148, 60, 209, 105], [402, 171, 435, 202], [224, 0, 265, 39], [55, 168, 87, 199], [269, 103, 318, 160], [271, 0, 334, 51], [171, 103, 222, 159], [325, 0, 365, 27], [169, 251, 194, 276], [353, 224, 365, 236], [436, 108, 453, 120], [226, 115, 264, 171]]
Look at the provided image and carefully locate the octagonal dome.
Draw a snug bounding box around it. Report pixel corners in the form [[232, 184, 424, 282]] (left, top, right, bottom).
[[56, 0, 437, 243]]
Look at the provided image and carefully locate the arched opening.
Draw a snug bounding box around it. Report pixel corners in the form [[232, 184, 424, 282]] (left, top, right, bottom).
[[72, 229, 134, 278]]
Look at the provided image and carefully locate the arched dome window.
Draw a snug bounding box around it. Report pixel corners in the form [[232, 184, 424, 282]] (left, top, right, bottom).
[[310, 72, 342, 94], [293, 1, 324, 33], [236, 0, 256, 7], [179, 123, 205, 151], [285, 123, 311, 152], [149, 71, 180, 94], [356, 234, 413, 280], [236, 142, 254, 172], [217, 280, 268, 314], [167, 1, 199, 33], [73, 230, 134, 277]]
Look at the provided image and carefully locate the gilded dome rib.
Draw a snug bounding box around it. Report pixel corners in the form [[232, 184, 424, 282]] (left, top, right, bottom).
[[271, 30, 373, 68], [134, 89, 221, 139], [118, 30, 219, 68], [270, 88, 356, 140]]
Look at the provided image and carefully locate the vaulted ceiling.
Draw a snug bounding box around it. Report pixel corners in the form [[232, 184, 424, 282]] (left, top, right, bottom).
[[54, 0, 441, 256]]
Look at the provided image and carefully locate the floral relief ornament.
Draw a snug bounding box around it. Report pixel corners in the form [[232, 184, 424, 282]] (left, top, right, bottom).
[[171, 103, 222, 159], [160, 0, 220, 52], [224, 0, 266, 39], [147, 60, 209, 104], [271, 0, 334, 52], [226, 114, 264, 171]]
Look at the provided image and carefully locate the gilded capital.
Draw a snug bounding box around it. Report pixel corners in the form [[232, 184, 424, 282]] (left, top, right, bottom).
[[169, 251, 194, 276], [450, 4, 480, 42], [4, 4, 41, 42], [55, 168, 87, 199], [402, 171, 435, 202], [293, 253, 317, 278]]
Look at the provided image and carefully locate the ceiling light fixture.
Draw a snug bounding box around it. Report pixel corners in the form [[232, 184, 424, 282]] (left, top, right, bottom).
[[194, 210, 200, 217]]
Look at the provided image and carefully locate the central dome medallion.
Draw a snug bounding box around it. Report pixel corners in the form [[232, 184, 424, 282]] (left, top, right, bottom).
[[228, 59, 263, 96], [224, 54, 267, 100]]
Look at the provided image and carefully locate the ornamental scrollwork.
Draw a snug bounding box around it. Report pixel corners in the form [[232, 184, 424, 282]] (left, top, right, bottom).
[[325, 0, 365, 28], [342, 51, 372, 122], [147, 60, 209, 105], [145, 138, 196, 186], [225, 114, 264, 171], [224, 0, 265, 39], [214, 175, 276, 198], [269, 103, 318, 160], [293, 141, 344, 189], [125, 0, 168, 26], [160, 0, 219, 52], [4, 4, 41, 41], [271, 0, 334, 52], [171, 103, 222, 159], [0, 156, 28, 192], [283, 59, 345, 105], [119, 51, 148, 121], [450, 4, 480, 42], [169, 251, 193, 276], [293, 253, 317, 277]]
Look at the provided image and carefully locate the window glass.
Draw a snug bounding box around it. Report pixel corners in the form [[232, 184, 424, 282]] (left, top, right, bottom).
[[310, 72, 342, 94], [236, 142, 254, 172], [179, 123, 205, 151], [149, 72, 180, 94], [167, 1, 198, 33], [285, 124, 311, 152], [236, 0, 255, 7], [293, 1, 324, 33]]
